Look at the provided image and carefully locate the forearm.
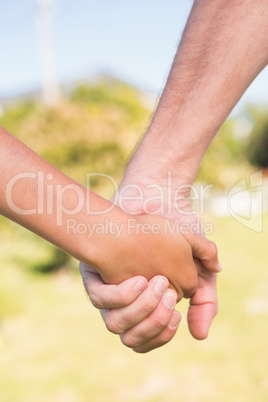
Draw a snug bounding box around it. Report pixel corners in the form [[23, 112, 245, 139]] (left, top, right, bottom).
[[0, 126, 123, 266], [130, 0, 268, 184]]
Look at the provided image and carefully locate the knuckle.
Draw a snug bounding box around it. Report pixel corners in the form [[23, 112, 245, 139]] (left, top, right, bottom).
[[153, 314, 170, 331], [132, 347, 148, 354], [119, 310, 135, 329], [120, 333, 138, 349], [121, 326, 155, 349], [140, 299, 157, 315], [133, 331, 174, 353], [104, 306, 138, 335], [89, 293, 104, 309], [158, 329, 176, 345], [132, 344, 154, 354], [105, 316, 123, 335]]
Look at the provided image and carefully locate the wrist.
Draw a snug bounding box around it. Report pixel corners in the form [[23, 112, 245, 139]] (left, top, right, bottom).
[[77, 206, 129, 275], [130, 119, 209, 187], [124, 142, 197, 192]]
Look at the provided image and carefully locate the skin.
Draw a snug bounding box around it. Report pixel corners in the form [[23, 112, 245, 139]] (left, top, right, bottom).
[[0, 126, 220, 302], [82, 0, 268, 353]]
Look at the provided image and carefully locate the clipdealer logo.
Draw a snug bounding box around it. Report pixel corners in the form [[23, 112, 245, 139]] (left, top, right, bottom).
[[227, 171, 263, 233], [5, 171, 214, 227]]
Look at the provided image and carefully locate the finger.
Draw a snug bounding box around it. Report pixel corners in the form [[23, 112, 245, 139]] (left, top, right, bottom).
[[119, 289, 177, 347], [80, 262, 148, 309], [183, 233, 222, 273], [187, 259, 218, 340], [100, 276, 169, 334], [131, 311, 182, 353]]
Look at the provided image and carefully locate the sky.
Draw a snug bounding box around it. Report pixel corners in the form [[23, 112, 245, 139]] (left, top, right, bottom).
[[0, 0, 268, 112]]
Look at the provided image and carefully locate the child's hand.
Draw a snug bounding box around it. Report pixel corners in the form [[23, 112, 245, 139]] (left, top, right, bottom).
[[83, 214, 219, 301]]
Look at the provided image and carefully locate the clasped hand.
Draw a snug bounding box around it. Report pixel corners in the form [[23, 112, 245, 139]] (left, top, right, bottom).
[[80, 181, 220, 353]]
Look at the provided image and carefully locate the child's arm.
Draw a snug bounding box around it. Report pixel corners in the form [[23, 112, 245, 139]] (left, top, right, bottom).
[[0, 126, 219, 300], [0, 125, 117, 266]]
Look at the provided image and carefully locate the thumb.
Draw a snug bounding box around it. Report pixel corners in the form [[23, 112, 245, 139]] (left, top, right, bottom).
[[187, 260, 218, 340]]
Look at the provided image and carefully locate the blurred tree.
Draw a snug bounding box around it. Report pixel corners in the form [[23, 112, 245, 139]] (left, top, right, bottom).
[[196, 118, 252, 188], [32, 247, 71, 274], [71, 82, 147, 121], [0, 80, 260, 275], [246, 107, 268, 168], [0, 81, 150, 188], [0, 80, 150, 274]]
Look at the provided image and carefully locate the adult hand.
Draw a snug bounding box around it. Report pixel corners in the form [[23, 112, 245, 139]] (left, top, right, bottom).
[[80, 171, 220, 352]]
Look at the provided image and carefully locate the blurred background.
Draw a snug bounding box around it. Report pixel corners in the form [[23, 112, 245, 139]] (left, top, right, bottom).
[[0, 1, 268, 401]]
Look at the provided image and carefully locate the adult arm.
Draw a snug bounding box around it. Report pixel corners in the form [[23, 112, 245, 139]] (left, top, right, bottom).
[[130, 0, 268, 188], [83, 0, 268, 352]]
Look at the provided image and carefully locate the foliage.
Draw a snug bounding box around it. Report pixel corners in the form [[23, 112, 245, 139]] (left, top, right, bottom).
[[0, 218, 72, 276], [0, 80, 151, 274], [30, 247, 71, 274], [246, 106, 268, 168], [196, 118, 253, 188], [71, 81, 147, 121], [0, 82, 150, 188]]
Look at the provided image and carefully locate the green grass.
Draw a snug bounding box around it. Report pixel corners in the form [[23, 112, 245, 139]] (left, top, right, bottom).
[[0, 214, 268, 402]]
